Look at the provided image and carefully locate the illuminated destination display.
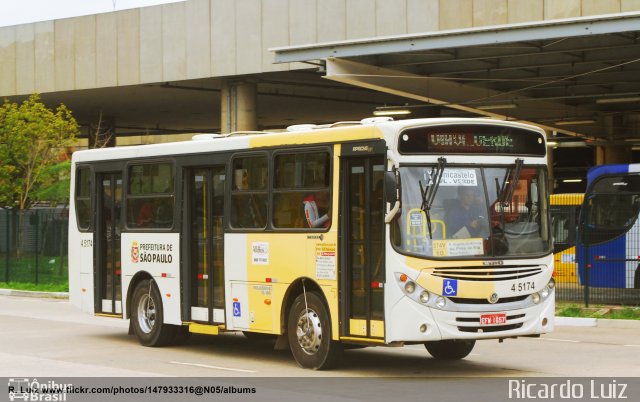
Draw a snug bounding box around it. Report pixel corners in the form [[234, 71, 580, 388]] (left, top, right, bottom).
[[398, 124, 546, 156]]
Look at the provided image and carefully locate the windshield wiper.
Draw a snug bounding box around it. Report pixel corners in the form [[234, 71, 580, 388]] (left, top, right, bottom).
[[496, 158, 524, 224], [419, 157, 447, 239]]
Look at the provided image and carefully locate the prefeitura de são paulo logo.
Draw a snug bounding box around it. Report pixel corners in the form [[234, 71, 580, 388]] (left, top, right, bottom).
[[131, 240, 139, 263]]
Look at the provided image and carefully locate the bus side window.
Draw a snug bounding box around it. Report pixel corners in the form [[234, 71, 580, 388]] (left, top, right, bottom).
[[75, 166, 92, 230], [273, 193, 306, 228], [127, 162, 174, 229], [230, 155, 268, 229], [272, 150, 331, 230]]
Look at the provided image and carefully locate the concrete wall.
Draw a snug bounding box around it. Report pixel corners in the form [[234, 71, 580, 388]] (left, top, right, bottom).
[[1, 0, 640, 96]]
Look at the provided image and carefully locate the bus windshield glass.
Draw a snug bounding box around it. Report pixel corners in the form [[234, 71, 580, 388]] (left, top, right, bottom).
[[393, 165, 550, 259], [581, 174, 640, 245]]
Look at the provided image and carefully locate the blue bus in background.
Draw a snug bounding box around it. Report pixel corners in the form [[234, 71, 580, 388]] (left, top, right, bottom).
[[577, 164, 640, 289]]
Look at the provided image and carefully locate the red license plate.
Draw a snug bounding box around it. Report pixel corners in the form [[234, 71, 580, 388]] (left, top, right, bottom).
[[480, 313, 507, 325]]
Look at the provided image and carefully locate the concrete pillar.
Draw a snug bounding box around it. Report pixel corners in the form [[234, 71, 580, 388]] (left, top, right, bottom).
[[220, 79, 257, 133], [89, 114, 116, 148], [596, 114, 631, 165], [603, 145, 632, 164], [595, 145, 605, 166], [595, 144, 632, 165]]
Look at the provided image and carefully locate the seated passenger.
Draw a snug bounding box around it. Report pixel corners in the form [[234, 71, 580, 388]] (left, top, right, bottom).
[[303, 192, 331, 228], [136, 200, 154, 227]]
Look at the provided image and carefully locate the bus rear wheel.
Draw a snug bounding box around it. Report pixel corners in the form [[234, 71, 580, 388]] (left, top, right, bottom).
[[287, 291, 343, 370], [424, 339, 475, 360], [131, 279, 175, 347]]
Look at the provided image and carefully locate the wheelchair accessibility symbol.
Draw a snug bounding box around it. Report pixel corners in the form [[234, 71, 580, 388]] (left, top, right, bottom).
[[233, 302, 241, 317], [443, 279, 458, 296]]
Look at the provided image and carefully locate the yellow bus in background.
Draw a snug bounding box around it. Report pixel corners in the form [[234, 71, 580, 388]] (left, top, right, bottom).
[[550, 193, 584, 284]]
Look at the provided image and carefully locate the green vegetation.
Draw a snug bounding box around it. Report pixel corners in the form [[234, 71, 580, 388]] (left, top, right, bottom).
[[0, 281, 68, 292], [556, 302, 640, 320], [0, 93, 78, 209], [1, 254, 68, 286]]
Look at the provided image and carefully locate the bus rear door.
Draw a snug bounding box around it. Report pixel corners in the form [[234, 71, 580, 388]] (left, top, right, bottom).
[[187, 167, 226, 324]]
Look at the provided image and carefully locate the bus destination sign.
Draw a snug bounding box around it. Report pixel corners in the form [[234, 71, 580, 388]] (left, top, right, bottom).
[[398, 124, 546, 156]]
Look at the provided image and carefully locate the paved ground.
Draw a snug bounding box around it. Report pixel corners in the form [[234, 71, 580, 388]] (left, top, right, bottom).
[[1, 294, 639, 378]]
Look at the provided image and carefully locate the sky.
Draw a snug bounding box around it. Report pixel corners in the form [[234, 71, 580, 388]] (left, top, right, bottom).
[[0, 0, 185, 27]]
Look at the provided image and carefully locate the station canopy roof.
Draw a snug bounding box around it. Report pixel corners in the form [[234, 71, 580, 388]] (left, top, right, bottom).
[[273, 12, 640, 145]]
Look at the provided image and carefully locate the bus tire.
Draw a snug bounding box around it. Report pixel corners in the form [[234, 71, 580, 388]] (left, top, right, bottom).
[[131, 279, 175, 347], [424, 339, 475, 360], [287, 291, 343, 370]]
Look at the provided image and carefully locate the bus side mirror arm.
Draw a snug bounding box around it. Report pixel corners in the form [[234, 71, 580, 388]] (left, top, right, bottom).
[[385, 150, 401, 224]]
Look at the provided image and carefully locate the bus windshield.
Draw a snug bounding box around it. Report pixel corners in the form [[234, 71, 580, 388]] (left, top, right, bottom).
[[581, 174, 640, 245], [393, 165, 551, 258]]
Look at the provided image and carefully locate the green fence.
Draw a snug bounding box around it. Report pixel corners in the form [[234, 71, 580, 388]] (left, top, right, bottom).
[[1, 208, 69, 286]]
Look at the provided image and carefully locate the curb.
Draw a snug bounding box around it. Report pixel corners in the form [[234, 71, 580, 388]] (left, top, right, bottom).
[[554, 316, 597, 327], [555, 316, 640, 329], [0, 288, 68, 299], [596, 318, 640, 329]]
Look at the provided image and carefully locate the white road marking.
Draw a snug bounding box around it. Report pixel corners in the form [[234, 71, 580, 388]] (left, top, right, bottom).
[[624, 344, 640, 347], [169, 361, 257, 373], [540, 338, 580, 343]]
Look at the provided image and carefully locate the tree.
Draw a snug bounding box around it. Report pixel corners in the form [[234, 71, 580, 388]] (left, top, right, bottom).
[[0, 94, 79, 209], [30, 161, 73, 206]]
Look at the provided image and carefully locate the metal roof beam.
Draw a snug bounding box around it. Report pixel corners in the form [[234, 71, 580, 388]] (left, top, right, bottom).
[[323, 58, 597, 137], [273, 13, 640, 63]]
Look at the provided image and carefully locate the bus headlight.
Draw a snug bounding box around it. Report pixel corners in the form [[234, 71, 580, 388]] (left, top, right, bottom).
[[540, 287, 550, 299], [404, 281, 416, 294], [532, 279, 555, 304], [394, 272, 445, 309], [531, 293, 541, 304], [419, 290, 430, 304]]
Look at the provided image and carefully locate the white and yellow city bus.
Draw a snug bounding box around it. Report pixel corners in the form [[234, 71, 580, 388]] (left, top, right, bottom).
[[68, 117, 555, 369]]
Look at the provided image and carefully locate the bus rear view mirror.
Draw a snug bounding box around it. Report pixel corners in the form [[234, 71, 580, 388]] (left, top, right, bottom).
[[385, 171, 398, 203]]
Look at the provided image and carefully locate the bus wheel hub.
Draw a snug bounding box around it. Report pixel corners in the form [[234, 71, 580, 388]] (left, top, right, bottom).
[[295, 308, 322, 355]]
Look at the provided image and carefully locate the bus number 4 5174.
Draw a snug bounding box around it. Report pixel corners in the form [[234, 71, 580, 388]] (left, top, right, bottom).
[[511, 282, 536, 292]]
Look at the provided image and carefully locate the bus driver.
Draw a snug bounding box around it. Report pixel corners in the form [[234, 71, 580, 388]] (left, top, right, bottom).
[[446, 186, 486, 238]]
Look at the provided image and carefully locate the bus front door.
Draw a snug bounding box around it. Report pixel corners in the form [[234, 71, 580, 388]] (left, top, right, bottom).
[[341, 155, 386, 340], [189, 167, 226, 324], [95, 172, 123, 315]]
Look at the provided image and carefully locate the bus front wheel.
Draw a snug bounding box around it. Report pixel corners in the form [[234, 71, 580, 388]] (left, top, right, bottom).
[[131, 279, 175, 347], [424, 339, 475, 360], [287, 291, 343, 370]]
